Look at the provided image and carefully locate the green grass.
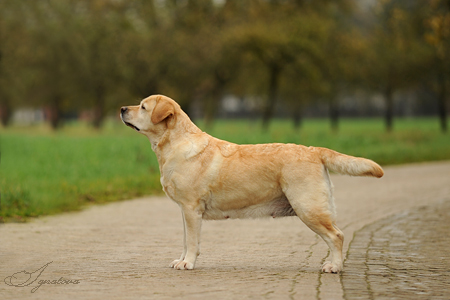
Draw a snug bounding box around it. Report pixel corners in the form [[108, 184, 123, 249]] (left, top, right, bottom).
[[1, 117, 449, 222], [0, 121, 162, 221]]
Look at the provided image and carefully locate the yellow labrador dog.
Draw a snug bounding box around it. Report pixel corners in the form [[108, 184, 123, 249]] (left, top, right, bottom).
[[120, 95, 383, 273]]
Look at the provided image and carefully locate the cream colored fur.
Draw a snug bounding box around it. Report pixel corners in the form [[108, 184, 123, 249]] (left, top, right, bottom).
[[120, 95, 384, 273]]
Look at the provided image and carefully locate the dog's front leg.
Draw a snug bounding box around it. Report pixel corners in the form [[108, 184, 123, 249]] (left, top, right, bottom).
[[172, 206, 202, 270], [169, 209, 187, 268]]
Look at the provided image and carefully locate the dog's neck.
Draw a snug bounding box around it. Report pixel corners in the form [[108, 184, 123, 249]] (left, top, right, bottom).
[[150, 116, 204, 165]]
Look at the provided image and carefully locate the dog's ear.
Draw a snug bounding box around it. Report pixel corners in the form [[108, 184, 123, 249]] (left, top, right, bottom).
[[151, 96, 175, 127]]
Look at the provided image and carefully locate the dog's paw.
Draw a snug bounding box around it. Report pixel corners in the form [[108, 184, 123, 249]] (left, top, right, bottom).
[[169, 259, 182, 268], [322, 261, 342, 273], [174, 260, 194, 270]]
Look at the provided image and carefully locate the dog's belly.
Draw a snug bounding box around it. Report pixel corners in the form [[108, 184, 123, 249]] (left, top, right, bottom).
[[202, 196, 297, 220], [200, 148, 299, 220]]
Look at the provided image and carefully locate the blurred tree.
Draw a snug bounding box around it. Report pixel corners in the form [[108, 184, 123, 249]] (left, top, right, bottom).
[[198, 3, 244, 128], [120, 0, 162, 99], [24, 0, 79, 129], [0, 0, 446, 131], [148, 0, 213, 116], [230, 0, 358, 131], [365, 0, 430, 132], [232, 1, 324, 131], [281, 62, 324, 130], [0, 1, 29, 126], [321, 25, 360, 132], [0, 2, 13, 127], [310, 1, 358, 132], [149, 0, 243, 128], [68, 0, 131, 128], [423, 0, 450, 132]]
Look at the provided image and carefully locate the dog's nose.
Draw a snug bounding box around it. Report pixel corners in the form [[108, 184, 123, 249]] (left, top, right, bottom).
[[121, 107, 127, 114]]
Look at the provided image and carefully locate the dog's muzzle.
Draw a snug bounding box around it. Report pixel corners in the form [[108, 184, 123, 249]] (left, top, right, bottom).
[[120, 107, 140, 132]]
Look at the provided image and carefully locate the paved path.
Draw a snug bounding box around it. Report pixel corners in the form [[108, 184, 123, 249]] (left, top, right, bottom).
[[343, 199, 450, 299], [1, 161, 449, 299]]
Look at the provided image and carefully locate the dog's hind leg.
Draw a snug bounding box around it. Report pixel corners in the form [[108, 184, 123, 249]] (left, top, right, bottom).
[[282, 169, 344, 273], [288, 193, 344, 273]]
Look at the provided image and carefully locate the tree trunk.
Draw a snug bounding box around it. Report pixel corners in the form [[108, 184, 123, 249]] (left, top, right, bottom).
[[204, 71, 227, 130], [262, 64, 280, 131], [48, 96, 62, 130], [437, 70, 448, 133], [384, 84, 394, 132], [0, 100, 12, 127], [204, 97, 217, 130], [204, 91, 221, 130], [329, 96, 339, 132], [179, 92, 195, 120], [92, 86, 105, 129], [92, 105, 104, 129], [0, 51, 11, 127], [292, 102, 303, 130]]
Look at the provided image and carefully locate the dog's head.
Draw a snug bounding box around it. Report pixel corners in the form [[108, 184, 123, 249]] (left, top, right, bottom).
[[120, 95, 178, 138]]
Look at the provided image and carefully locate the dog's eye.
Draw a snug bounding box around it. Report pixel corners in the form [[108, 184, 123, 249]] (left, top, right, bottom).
[[141, 105, 146, 110]]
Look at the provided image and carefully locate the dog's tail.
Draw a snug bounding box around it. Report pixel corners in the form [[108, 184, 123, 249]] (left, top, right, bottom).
[[317, 147, 384, 178]]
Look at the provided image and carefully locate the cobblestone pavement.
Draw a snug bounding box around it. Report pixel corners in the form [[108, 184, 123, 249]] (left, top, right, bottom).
[[342, 199, 450, 299], [1, 161, 449, 299]]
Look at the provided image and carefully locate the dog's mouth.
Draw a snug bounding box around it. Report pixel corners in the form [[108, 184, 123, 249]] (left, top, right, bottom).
[[124, 121, 140, 132]]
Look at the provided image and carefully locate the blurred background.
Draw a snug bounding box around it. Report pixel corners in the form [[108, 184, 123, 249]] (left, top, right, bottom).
[[0, 0, 449, 221], [0, 0, 449, 131]]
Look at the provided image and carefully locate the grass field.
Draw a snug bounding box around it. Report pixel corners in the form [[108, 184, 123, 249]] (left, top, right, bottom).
[[1, 117, 449, 222]]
